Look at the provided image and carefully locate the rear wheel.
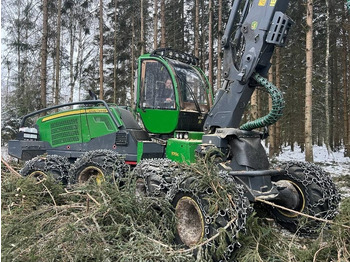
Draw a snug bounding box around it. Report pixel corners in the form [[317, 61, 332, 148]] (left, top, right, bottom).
[[270, 161, 340, 234], [70, 150, 129, 185], [21, 155, 70, 184]]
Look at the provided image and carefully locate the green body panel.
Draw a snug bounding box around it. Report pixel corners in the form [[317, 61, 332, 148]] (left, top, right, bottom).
[[139, 109, 179, 134], [36, 107, 122, 148], [137, 141, 143, 162], [166, 138, 202, 164], [38, 114, 84, 148]]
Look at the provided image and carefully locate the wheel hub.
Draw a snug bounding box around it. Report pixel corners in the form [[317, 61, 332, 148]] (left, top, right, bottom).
[[28, 171, 47, 181], [175, 196, 205, 247], [78, 166, 105, 185], [274, 180, 305, 217]]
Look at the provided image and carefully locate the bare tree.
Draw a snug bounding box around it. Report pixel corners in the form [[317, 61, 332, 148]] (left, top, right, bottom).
[[216, 0, 222, 90], [113, 0, 118, 103], [160, 0, 165, 48], [140, 0, 145, 54], [325, 0, 331, 153], [153, 0, 158, 50], [208, 0, 213, 106], [99, 0, 104, 100], [343, 5, 350, 157], [268, 65, 276, 158], [40, 0, 48, 109], [305, 0, 314, 162], [275, 47, 281, 155], [55, 0, 62, 105], [194, 0, 199, 58]]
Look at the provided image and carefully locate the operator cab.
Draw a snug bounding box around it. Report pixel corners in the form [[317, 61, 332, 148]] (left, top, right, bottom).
[[136, 49, 211, 135]]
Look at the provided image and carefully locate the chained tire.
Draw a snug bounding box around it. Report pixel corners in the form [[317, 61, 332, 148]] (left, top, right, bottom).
[[270, 161, 340, 234], [69, 150, 129, 185], [172, 172, 250, 260], [134, 159, 250, 260], [21, 155, 70, 184], [133, 158, 177, 197]]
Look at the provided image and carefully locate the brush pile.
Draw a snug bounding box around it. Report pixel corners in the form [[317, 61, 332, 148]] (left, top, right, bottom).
[[1, 159, 349, 261]]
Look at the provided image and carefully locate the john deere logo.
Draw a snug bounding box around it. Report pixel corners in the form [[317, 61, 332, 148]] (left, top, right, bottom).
[[251, 21, 258, 30]]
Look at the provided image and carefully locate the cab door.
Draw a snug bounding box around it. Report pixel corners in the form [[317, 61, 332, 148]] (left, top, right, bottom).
[[137, 59, 179, 134]]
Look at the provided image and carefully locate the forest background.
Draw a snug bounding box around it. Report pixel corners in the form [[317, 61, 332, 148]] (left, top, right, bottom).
[[1, 0, 349, 161]]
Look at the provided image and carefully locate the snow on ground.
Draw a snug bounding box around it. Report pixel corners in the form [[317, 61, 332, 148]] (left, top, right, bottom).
[[271, 144, 350, 177]]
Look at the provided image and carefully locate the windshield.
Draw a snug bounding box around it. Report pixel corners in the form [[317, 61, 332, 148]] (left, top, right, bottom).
[[168, 59, 209, 113]]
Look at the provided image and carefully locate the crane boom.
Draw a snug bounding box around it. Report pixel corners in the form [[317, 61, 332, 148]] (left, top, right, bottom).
[[204, 0, 293, 132]]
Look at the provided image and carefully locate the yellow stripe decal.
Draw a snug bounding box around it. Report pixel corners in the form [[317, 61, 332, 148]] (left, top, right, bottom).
[[41, 108, 108, 122]]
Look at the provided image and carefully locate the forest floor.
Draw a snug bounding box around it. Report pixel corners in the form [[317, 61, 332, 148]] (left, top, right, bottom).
[[1, 144, 350, 261]]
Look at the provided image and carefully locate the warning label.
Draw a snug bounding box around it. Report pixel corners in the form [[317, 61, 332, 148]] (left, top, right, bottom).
[[258, 0, 267, 6]]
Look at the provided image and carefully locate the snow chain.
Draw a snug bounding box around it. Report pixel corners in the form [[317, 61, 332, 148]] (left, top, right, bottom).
[[281, 161, 340, 234], [134, 159, 252, 260], [240, 72, 285, 131]]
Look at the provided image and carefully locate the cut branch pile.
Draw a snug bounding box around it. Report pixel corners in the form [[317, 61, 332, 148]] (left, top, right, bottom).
[[1, 170, 193, 262]]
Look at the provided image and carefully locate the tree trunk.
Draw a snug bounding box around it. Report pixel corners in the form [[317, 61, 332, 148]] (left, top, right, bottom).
[[55, 0, 62, 105], [153, 0, 158, 50], [268, 65, 276, 158], [160, 0, 165, 48], [99, 0, 104, 99], [40, 0, 48, 109], [113, 0, 118, 103], [275, 47, 281, 155], [69, 6, 75, 103], [131, 16, 135, 108], [140, 0, 144, 54], [342, 9, 350, 157], [194, 0, 199, 58], [305, 0, 313, 162], [216, 0, 222, 91], [77, 27, 83, 102], [325, 0, 331, 153], [208, 0, 213, 106]]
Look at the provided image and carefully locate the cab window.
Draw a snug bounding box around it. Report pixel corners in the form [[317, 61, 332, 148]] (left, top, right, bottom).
[[140, 60, 175, 109]]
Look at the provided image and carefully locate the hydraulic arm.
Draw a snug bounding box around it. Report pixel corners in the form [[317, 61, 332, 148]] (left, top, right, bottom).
[[204, 0, 293, 132]]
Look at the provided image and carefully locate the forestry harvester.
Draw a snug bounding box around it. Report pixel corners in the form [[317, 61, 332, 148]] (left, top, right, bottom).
[[8, 0, 340, 258]]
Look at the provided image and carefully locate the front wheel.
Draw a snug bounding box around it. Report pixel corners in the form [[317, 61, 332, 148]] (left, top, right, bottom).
[[270, 161, 340, 234], [21, 155, 70, 184]]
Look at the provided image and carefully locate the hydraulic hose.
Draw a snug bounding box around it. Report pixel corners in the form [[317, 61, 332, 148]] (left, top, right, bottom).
[[240, 72, 285, 131]]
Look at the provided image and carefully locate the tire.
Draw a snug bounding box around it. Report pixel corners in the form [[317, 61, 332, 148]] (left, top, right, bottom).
[[69, 150, 129, 185], [21, 155, 70, 184], [270, 161, 340, 234], [134, 159, 250, 260], [133, 158, 178, 198], [171, 172, 250, 260]]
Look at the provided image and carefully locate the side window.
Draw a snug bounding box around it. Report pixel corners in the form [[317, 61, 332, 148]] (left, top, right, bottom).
[[140, 60, 175, 109]]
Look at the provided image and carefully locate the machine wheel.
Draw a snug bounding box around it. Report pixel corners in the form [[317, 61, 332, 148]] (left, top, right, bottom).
[[270, 161, 340, 234], [171, 172, 250, 260], [21, 155, 70, 184], [69, 150, 129, 185], [134, 159, 250, 260], [133, 158, 177, 198]]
